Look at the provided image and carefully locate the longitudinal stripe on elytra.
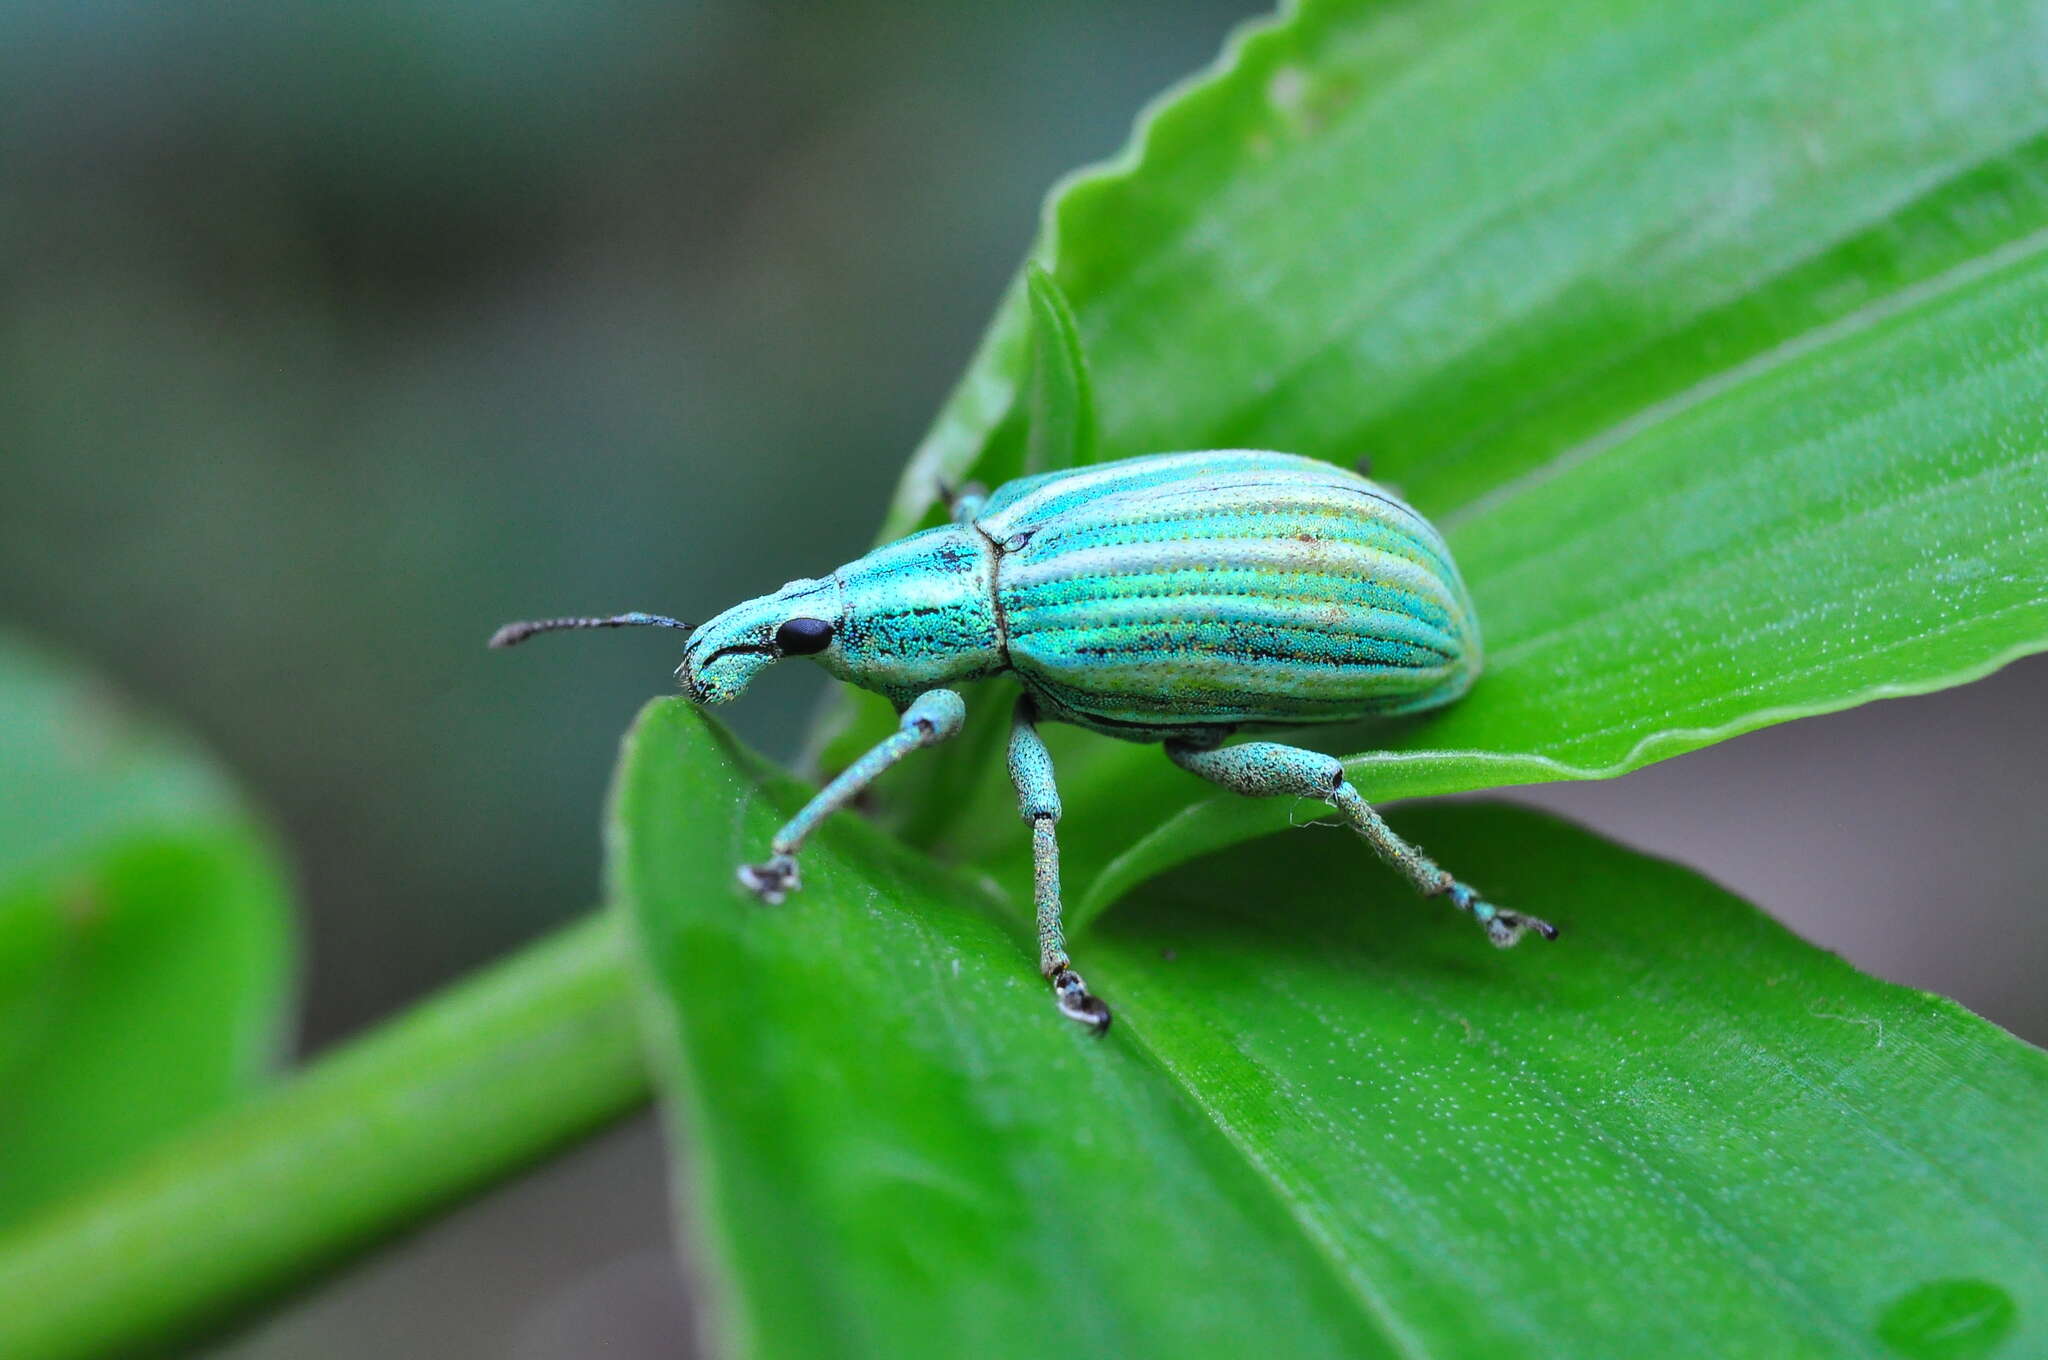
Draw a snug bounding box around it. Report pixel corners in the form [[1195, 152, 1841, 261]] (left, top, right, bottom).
[[1005, 538, 1460, 607], [1018, 665, 1442, 727], [1003, 595, 1458, 656], [1017, 640, 1461, 698], [1023, 507, 1451, 565], [1025, 475, 1433, 525], [1003, 564, 1457, 621], [1026, 475, 1440, 535]]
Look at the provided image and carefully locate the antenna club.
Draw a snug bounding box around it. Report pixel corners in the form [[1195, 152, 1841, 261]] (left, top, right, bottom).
[[487, 622, 541, 649]]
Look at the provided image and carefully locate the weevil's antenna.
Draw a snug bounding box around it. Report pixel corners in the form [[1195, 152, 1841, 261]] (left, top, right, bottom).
[[489, 612, 695, 649]]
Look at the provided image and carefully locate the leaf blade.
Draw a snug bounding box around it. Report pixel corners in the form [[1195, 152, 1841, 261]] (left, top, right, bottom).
[[619, 701, 2048, 1360], [619, 702, 1379, 1360]]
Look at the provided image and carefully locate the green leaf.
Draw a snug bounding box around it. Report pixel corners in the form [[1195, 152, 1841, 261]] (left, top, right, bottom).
[[1023, 262, 1098, 473], [0, 634, 295, 1227], [834, 0, 2048, 916], [620, 700, 2048, 1360]]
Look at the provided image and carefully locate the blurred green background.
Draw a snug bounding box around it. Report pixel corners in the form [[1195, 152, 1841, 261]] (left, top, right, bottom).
[[1, 0, 1249, 1046], [6, 2, 2046, 1353]]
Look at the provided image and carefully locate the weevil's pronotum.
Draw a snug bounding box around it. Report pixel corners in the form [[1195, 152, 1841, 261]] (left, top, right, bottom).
[[494, 450, 1555, 1033]]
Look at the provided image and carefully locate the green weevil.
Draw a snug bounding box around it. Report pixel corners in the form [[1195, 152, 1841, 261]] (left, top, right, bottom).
[[493, 449, 1555, 1033]]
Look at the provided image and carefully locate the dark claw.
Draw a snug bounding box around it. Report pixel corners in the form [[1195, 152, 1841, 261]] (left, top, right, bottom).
[[1063, 993, 1112, 1035], [1502, 910, 1560, 943], [1062, 992, 1112, 1035]]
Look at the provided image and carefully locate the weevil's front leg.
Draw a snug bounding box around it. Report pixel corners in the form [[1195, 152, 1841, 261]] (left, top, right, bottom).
[[1008, 697, 1110, 1033], [1165, 740, 1558, 947], [738, 688, 966, 903], [936, 477, 987, 526]]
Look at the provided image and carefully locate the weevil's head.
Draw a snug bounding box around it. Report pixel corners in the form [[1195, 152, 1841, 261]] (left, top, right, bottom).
[[488, 582, 840, 706], [675, 576, 842, 705], [490, 525, 1004, 706], [680, 525, 1007, 705]]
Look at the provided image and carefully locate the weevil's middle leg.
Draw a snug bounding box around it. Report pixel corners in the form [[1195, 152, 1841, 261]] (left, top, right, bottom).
[[1165, 739, 1558, 947], [738, 688, 966, 903], [1009, 697, 1109, 1033]]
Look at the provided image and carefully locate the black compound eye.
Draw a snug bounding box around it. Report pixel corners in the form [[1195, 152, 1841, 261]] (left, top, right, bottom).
[[775, 617, 835, 656]]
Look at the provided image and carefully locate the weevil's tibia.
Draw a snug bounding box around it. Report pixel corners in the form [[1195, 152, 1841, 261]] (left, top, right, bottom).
[[738, 688, 966, 904], [1009, 697, 1110, 1034], [1164, 740, 1559, 947]]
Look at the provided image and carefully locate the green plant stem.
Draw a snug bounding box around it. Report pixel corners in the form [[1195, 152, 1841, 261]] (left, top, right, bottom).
[[0, 910, 646, 1360]]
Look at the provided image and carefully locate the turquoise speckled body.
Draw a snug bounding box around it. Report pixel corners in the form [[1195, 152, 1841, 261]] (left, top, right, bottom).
[[495, 449, 1550, 1035]]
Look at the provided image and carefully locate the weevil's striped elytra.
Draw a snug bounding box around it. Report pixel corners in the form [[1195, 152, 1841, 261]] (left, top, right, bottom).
[[494, 450, 1555, 1034]]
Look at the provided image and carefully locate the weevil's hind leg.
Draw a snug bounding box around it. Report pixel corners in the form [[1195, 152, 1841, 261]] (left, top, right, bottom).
[[738, 688, 967, 903], [1009, 697, 1109, 1033], [1165, 740, 1558, 947]]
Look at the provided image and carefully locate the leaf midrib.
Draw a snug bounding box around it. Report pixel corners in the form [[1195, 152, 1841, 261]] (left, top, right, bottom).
[[1106, 1003, 1439, 1360], [1444, 217, 2048, 533], [1420, 126, 2048, 509], [1473, 476, 2045, 723]]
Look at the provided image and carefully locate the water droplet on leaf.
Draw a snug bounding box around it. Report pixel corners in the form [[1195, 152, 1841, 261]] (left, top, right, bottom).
[[1877, 1279, 2015, 1360]]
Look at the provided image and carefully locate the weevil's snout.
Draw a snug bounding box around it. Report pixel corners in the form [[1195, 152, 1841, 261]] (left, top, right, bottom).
[[675, 638, 768, 706], [675, 577, 841, 706]]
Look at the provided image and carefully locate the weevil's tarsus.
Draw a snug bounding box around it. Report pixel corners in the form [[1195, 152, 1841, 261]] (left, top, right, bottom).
[[736, 853, 799, 905], [1006, 697, 1109, 1030], [737, 688, 966, 903], [489, 612, 694, 649], [1051, 964, 1111, 1035], [1443, 877, 1560, 946], [1167, 739, 1557, 947]]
